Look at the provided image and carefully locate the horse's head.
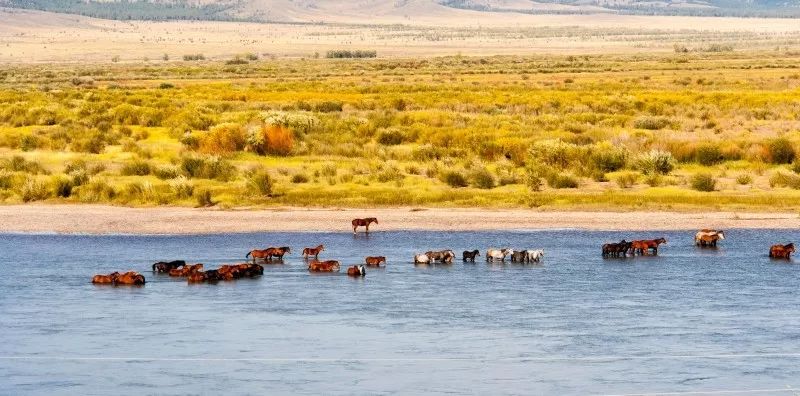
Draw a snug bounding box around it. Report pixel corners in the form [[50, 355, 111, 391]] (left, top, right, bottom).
[[787, 243, 796, 252], [717, 231, 725, 240], [282, 247, 291, 254], [370, 218, 378, 224], [657, 238, 667, 244]]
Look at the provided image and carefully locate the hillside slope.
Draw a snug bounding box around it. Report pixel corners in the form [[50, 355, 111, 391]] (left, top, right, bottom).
[[2, 0, 799, 21]]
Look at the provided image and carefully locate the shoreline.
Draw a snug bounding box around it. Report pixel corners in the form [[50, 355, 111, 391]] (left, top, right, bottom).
[[1, 205, 799, 235]]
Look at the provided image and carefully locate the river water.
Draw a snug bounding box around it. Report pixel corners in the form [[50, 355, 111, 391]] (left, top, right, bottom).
[[1, 229, 799, 395]]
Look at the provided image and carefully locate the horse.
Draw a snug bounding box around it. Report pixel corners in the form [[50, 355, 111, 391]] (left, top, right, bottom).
[[152, 260, 186, 273], [347, 265, 366, 277], [169, 263, 203, 277], [413, 254, 431, 264], [525, 249, 545, 263], [187, 272, 208, 283], [462, 250, 480, 262], [426, 250, 455, 263], [308, 260, 341, 272], [631, 238, 667, 255], [486, 248, 510, 262], [236, 263, 264, 277], [352, 217, 378, 234], [245, 249, 271, 263], [302, 244, 325, 260], [695, 230, 725, 247], [511, 250, 526, 262], [602, 240, 630, 258], [267, 247, 291, 260], [92, 272, 120, 284], [114, 271, 146, 285], [769, 243, 795, 259], [365, 256, 386, 266], [218, 265, 241, 280]]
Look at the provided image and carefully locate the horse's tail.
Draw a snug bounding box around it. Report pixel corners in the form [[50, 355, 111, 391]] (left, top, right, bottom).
[[245, 251, 251, 259], [152, 263, 157, 271]]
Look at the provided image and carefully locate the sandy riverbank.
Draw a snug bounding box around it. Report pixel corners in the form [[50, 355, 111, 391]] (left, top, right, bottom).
[[0, 205, 798, 234]]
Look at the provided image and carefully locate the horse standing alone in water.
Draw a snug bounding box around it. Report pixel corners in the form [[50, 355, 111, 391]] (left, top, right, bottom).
[[352, 218, 378, 234]]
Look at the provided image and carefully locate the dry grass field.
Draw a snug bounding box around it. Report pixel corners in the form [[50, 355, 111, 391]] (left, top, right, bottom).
[[2, 8, 800, 62]]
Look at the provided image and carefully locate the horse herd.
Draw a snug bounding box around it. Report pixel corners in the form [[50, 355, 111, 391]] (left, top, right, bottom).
[[90, 221, 797, 286]]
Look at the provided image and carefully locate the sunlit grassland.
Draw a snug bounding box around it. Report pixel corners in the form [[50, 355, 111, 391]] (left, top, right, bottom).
[[2, 51, 800, 210]]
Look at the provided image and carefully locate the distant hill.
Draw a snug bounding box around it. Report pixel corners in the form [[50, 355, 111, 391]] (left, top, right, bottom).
[[1, 0, 798, 22], [442, 0, 800, 17]]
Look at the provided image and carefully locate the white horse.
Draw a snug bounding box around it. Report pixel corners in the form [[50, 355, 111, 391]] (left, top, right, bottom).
[[525, 249, 545, 263], [414, 254, 431, 264], [694, 229, 725, 247], [486, 248, 510, 262]]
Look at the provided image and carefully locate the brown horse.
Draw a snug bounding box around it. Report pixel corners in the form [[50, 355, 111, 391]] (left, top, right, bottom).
[[236, 263, 264, 277], [302, 244, 325, 260], [218, 265, 241, 280], [769, 243, 795, 259], [630, 238, 667, 256], [169, 263, 203, 277], [347, 265, 366, 277], [92, 272, 120, 284], [602, 241, 631, 257], [462, 250, 480, 262], [308, 260, 341, 272], [152, 260, 186, 273], [365, 256, 386, 266], [352, 217, 378, 234], [114, 271, 146, 285], [187, 272, 208, 283], [246, 247, 291, 263]]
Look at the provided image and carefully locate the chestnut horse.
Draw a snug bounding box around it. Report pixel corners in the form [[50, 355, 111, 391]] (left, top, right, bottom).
[[218, 265, 241, 280], [347, 265, 366, 277], [630, 238, 667, 256], [92, 272, 120, 284], [114, 271, 146, 285], [462, 250, 480, 262], [302, 244, 325, 260], [413, 254, 431, 264], [169, 263, 203, 277], [152, 260, 186, 273], [352, 217, 378, 234], [769, 243, 795, 259], [308, 260, 341, 272], [365, 256, 386, 266], [246, 247, 291, 263]]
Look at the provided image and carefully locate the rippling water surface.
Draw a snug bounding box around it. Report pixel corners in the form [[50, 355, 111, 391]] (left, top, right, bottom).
[[1, 229, 799, 395]]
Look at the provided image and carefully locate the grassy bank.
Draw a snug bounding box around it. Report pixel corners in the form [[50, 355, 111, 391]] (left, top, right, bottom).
[[2, 52, 800, 210]]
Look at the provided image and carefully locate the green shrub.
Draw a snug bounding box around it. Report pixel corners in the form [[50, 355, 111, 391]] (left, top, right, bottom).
[[615, 172, 639, 188], [2, 155, 46, 174], [159, 82, 175, 89], [376, 165, 404, 183], [52, 176, 74, 198], [247, 170, 273, 197], [120, 159, 152, 176], [325, 50, 377, 59], [320, 163, 338, 177], [77, 179, 116, 202], [19, 177, 51, 202], [690, 173, 717, 192], [529, 140, 585, 170], [0, 170, 15, 190], [377, 128, 406, 145], [180, 155, 236, 181], [546, 172, 579, 189], [591, 143, 627, 172], [769, 172, 800, 189], [635, 150, 676, 175], [768, 138, 796, 164], [736, 174, 753, 185], [194, 189, 214, 207], [470, 167, 495, 189], [633, 116, 671, 130], [696, 144, 723, 166], [154, 165, 180, 180], [440, 170, 468, 188], [168, 176, 194, 199], [291, 173, 310, 183]]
